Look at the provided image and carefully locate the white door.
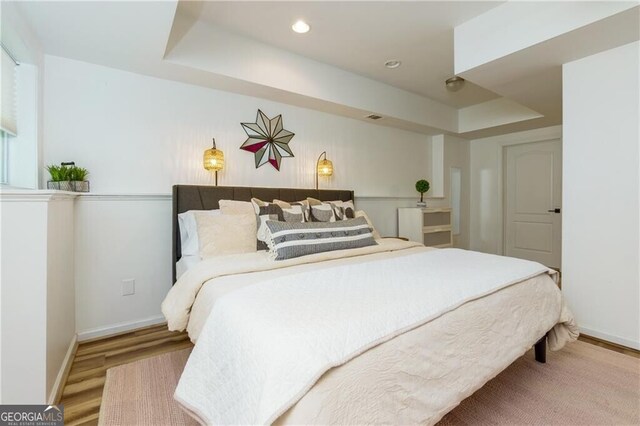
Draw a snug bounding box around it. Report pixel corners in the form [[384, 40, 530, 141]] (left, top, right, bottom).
[[504, 140, 562, 268]]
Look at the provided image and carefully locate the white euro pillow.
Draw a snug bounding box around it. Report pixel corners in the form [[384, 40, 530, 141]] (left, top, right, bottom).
[[178, 209, 221, 256], [194, 212, 257, 259]]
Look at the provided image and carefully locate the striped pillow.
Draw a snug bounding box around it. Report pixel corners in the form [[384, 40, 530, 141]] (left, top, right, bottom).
[[265, 217, 377, 260]]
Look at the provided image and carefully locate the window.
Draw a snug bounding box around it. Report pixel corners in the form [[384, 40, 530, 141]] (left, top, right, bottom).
[[1, 45, 18, 135], [1, 43, 19, 185], [0, 44, 18, 184], [0, 132, 9, 184]]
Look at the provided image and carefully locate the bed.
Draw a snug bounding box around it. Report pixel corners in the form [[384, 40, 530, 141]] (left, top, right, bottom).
[[163, 184, 578, 425]]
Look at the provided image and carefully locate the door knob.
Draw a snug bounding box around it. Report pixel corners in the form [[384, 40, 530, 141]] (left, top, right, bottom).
[[547, 208, 561, 213]]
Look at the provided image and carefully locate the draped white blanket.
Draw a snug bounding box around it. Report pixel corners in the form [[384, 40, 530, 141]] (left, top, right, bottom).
[[163, 239, 424, 332], [174, 248, 552, 425]]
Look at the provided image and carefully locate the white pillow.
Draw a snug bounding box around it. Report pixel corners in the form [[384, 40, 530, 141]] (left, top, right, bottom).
[[195, 213, 257, 259], [178, 209, 221, 256], [219, 199, 254, 216]]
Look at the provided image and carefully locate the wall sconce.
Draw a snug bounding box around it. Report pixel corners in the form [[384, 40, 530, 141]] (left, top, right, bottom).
[[315, 151, 333, 190], [203, 138, 224, 186]]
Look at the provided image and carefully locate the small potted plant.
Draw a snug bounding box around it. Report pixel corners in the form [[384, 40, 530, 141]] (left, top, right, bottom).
[[46, 164, 73, 191], [46, 162, 90, 192], [69, 166, 90, 192], [415, 179, 430, 207]]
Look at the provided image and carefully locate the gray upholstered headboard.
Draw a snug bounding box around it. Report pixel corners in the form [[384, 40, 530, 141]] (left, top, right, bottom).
[[172, 185, 355, 283]]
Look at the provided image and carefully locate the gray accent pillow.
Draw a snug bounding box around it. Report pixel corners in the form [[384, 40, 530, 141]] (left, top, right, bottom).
[[309, 203, 337, 222], [307, 197, 355, 221], [328, 200, 356, 220], [265, 217, 377, 260], [251, 198, 305, 250], [273, 199, 311, 222]]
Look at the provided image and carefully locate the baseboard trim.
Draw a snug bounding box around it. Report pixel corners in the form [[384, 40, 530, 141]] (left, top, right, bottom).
[[579, 327, 640, 351], [48, 335, 78, 405], [77, 315, 167, 342]]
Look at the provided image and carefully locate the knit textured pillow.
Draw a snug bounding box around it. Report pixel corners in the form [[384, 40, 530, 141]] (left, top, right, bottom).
[[265, 217, 377, 260]]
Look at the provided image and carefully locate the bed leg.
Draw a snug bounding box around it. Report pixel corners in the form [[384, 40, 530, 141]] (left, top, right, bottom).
[[534, 336, 547, 363]]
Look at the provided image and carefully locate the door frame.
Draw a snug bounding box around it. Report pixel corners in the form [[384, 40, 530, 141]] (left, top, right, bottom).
[[501, 138, 562, 264]]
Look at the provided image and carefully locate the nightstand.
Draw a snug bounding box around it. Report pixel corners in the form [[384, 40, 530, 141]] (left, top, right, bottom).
[[398, 207, 452, 248]]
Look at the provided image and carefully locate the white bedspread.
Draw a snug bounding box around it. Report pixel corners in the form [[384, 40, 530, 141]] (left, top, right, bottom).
[[174, 248, 554, 425]]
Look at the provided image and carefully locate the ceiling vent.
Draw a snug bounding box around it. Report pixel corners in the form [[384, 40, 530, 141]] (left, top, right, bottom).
[[366, 114, 383, 120]]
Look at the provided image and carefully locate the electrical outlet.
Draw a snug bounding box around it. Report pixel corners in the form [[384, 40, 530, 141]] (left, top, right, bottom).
[[122, 279, 135, 296]]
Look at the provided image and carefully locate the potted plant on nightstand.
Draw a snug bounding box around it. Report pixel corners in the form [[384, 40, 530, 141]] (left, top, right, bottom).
[[415, 179, 430, 207]]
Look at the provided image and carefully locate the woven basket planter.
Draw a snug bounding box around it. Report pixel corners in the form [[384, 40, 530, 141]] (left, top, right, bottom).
[[47, 181, 73, 191], [47, 180, 90, 192], [71, 180, 90, 192]]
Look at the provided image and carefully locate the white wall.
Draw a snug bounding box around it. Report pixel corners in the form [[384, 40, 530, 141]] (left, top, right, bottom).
[[0, 192, 76, 403], [0, 197, 48, 402], [43, 55, 432, 197], [46, 198, 76, 399], [469, 125, 562, 255], [42, 56, 454, 336], [443, 135, 470, 249], [562, 41, 639, 349], [430, 135, 444, 197], [74, 195, 172, 338]]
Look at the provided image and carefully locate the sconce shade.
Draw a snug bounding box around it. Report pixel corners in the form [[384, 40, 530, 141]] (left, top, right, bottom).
[[204, 138, 224, 171], [315, 151, 333, 190], [317, 158, 333, 177], [203, 148, 224, 171]]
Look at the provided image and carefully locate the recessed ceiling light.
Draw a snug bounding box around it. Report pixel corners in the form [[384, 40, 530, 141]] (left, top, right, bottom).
[[291, 20, 310, 34], [384, 60, 401, 69]]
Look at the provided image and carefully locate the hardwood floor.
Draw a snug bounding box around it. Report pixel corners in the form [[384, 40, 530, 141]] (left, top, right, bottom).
[[59, 324, 638, 425], [59, 324, 192, 426]]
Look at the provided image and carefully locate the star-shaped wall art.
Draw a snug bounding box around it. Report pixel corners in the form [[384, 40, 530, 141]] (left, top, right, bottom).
[[240, 109, 295, 171]]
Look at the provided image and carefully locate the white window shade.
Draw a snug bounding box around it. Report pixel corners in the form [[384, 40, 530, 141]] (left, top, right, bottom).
[[1, 48, 18, 135]]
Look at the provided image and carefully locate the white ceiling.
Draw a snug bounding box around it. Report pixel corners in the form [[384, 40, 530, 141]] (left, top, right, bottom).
[[10, 1, 637, 138], [181, 1, 503, 108]]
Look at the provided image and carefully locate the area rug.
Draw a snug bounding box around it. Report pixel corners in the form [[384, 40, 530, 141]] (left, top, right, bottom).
[[99, 340, 639, 425]]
